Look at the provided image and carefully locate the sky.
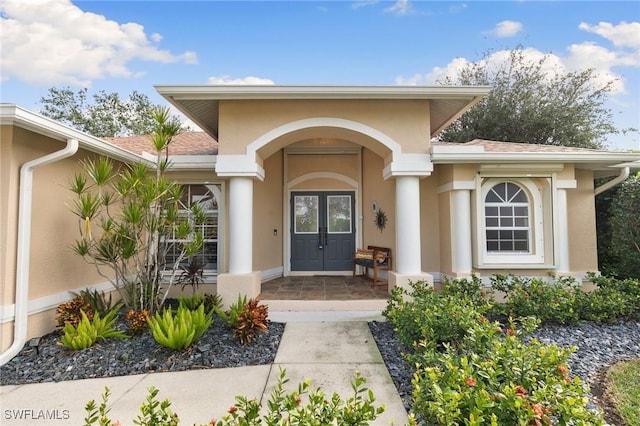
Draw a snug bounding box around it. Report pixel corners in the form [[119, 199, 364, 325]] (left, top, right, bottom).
[[1, 0, 639, 151]]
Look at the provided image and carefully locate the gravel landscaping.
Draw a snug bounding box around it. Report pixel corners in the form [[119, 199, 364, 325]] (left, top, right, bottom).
[[0, 316, 284, 385], [369, 318, 640, 421], [2, 312, 639, 424]]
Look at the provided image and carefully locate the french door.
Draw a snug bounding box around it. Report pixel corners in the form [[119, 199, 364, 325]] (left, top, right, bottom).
[[290, 191, 355, 271]]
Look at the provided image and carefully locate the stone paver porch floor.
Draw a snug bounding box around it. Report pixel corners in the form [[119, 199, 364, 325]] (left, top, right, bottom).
[[259, 275, 389, 301]]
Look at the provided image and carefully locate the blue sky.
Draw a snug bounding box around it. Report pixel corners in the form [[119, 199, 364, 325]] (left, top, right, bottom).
[[1, 0, 639, 150]]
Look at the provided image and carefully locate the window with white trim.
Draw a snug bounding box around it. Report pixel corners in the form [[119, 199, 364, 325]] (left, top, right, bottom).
[[475, 178, 550, 267], [485, 182, 530, 253], [164, 184, 221, 276]]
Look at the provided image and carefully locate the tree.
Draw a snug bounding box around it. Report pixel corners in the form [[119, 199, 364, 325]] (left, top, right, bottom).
[[68, 107, 205, 312], [606, 173, 640, 279], [39, 87, 186, 137], [437, 47, 629, 149]]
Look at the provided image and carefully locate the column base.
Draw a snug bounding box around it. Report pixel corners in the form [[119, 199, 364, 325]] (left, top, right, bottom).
[[217, 271, 261, 309], [389, 271, 434, 298]]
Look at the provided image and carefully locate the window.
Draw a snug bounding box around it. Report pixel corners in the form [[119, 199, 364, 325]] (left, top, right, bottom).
[[475, 178, 550, 267], [164, 184, 220, 275], [485, 182, 530, 253]]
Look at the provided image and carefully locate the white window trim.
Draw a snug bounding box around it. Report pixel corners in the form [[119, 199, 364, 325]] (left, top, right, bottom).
[[161, 182, 225, 282], [474, 177, 547, 267]]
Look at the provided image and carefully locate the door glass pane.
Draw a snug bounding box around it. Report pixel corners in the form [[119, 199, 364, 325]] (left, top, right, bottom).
[[294, 195, 318, 233], [327, 195, 351, 233]]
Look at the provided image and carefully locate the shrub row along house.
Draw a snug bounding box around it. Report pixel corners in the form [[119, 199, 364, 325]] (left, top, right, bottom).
[[1, 85, 639, 364]]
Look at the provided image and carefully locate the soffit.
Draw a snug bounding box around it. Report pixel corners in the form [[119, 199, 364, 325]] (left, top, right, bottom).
[[155, 85, 490, 140]]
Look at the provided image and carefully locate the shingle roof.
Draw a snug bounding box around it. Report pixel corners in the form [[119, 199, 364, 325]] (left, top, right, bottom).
[[432, 139, 609, 153], [104, 132, 218, 156]]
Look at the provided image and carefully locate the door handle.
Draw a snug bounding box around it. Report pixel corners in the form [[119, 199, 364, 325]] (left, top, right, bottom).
[[318, 227, 323, 249], [323, 227, 328, 246]]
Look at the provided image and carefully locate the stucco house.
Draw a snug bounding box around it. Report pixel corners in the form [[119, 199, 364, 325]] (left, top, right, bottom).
[[1, 85, 639, 364]]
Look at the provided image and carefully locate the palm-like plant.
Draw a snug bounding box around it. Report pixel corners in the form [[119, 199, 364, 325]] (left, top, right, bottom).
[[67, 107, 205, 313]]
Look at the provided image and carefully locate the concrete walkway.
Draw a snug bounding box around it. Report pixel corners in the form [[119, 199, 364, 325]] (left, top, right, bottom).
[[0, 318, 408, 425]]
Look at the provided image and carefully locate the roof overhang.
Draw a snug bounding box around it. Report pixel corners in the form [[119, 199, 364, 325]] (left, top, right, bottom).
[[154, 85, 491, 139], [0, 104, 148, 164], [431, 143, 640, 177]]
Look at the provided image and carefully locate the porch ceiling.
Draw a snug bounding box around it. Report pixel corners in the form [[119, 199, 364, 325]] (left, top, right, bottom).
[[155, 85, 490, 140]]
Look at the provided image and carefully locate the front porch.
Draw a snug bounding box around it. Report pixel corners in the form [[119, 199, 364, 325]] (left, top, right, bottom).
[[259, 275, 389, 300]]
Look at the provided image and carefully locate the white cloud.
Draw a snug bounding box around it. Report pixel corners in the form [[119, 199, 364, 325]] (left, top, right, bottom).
[[385, 0, 412, 16], [579, 21, 640, 49], [207, 76, 275, 85], [489, 20, 523, 38], [0, 0, 197, 86], [397, 21, 639, 95], [352, 1, 379, 10]]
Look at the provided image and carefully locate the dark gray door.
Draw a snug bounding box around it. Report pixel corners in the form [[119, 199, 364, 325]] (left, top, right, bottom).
[[290, 191, 355, 271]]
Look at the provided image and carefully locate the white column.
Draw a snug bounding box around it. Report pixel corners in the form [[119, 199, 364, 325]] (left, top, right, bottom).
[[557, 188, 570, 273], [395, 176, 422, 274], [228, 176, 253, 274], [452, 189, 472, 275]]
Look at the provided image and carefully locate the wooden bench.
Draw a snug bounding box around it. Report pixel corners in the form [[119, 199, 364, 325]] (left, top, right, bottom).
[[352, 245, 392, 286]]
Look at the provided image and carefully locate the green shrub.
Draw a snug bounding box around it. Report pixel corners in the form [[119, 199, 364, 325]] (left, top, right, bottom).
[[59, 308, 128, 350], [72, 288, 115, 316], [410, 318, 603, 425], [491, 275, 583, 324], [177, 292, 223, 314], [384, 280, 485, 352], [233, 299, 269, 345], [440, 274, 494, 309], [83, 369, 385, 426], [216, 294, 248, 328], [147, 304, 212, 350], [587, 274, 640, 320]]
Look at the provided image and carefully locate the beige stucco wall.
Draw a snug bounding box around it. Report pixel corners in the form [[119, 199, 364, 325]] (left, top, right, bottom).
[[1, 126, 120, 351], [568, 168, 598, 272], [218, 99, 431, 158], [253, 151, 284, 272], [421, 174, 441, 274], [361, 149, 395, 249]]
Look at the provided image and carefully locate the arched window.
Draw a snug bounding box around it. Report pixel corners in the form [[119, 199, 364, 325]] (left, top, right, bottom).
[[484, 182, 530, 253]]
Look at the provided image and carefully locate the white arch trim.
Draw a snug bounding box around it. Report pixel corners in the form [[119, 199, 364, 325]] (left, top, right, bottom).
[[287, 172, 358, 190], [248, 117, 402, 158]]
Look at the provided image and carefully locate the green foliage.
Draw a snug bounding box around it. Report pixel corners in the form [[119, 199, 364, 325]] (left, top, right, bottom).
[[233, 299, 270, 346], [384, 280, 485, 351], [607, 359, 640, 425], [133, 387, 180, 426], [584, 273, 640, 321], [440, 274, 494, 310], [490, 275, 584, 324], [385, 280, 604, 425], [216, 368, 385, 426], [147, 305, 212, 351], [607, 173, 640, 279], [56, 296, 93, 328], [84, 371, 385, 426], [216, 295, 248, 328], [66, 107, 207, 313], [176, 292, 220, 312], [59, 308, 128, 350], [83, 386, 112, 426], [71, 288, 114, 316], [39, 87, 187, 137], [410, 318, 602, 425], [437, 47, 631, 148], [491, 274, 640, 323]]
